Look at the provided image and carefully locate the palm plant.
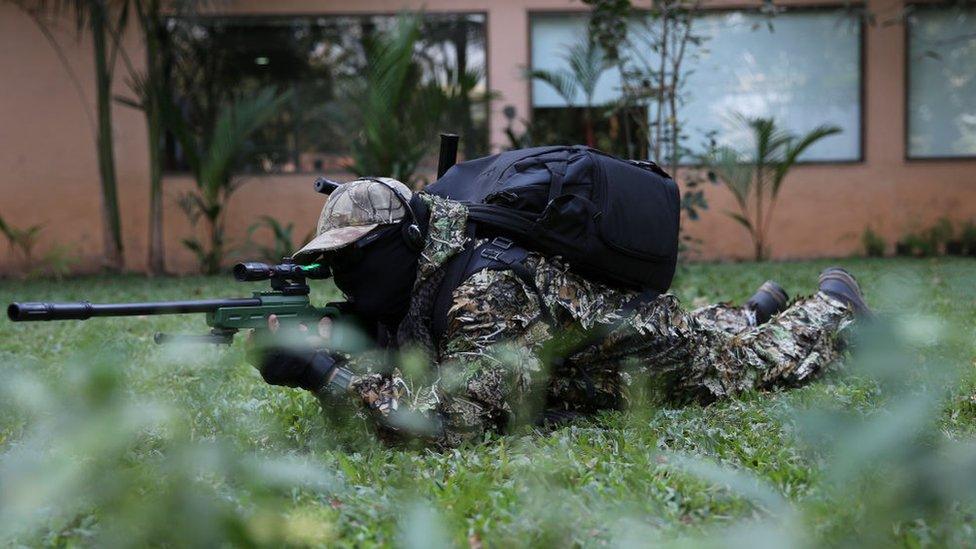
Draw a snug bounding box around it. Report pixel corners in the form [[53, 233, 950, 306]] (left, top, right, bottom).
[[344, 16, 449, 185], [707, 115, 841, 261], [245, 215, 313, 264], [527, 38, 612, 147], [415, 15, 492, 159], [10, 0, 128, 271], [166, 87, 291, 274], [437, 65, 496, 159], [0, 213, 45, 269], [115, 0, 201, 275]]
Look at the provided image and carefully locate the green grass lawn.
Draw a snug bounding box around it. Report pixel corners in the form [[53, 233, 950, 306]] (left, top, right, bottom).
[[1, 258, 974, 547]]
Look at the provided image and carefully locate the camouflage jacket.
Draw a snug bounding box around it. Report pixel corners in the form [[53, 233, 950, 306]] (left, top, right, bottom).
[[320, 193, 852, 447]]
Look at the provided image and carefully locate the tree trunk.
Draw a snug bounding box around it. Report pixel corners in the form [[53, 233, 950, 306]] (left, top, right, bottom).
[[147, 89, 165, 274], [584, 108, 596, 147], [667, 11, 692, 176], [207, 217, 220, 275], [753, 161, 764, 262], [654, 7, 668, 162], [144, 8, 165, 275], [453, 21, 477, 159], [91, 2, 124, 272]]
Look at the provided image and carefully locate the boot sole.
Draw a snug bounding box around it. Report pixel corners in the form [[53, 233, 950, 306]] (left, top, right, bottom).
[[819, 267, 872, 316], [756, 280, 789, 309]]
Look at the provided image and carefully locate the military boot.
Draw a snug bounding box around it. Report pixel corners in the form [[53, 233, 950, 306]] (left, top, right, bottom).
[[746, 280, 790, 325], [818, 267, 872, 317]]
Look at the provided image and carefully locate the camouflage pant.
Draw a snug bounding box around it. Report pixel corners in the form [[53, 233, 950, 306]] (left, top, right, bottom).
[[548, 292, 854, 409], [692, 302, 758, 334], [340, 287, 853, 446]]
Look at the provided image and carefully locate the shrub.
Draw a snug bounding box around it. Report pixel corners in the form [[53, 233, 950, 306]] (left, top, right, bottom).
[[904, 232, 936, 257], [705, 114, 841, 260], [861, 226, 886, 257], [0, 213, 79, 278], [924, 217, 954, 254], [897, 219, 959, 258], [246, 216, 314, 263], [0, 213, 43, 269], [960, 220, 976, 255], [168, 88, 292, 274]]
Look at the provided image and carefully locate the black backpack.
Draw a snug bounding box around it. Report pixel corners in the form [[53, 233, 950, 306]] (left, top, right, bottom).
[[425, 145, 681, 292]]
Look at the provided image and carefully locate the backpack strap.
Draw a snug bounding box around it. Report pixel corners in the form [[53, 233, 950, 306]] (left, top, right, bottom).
[[431, 236, 549, 352], [544, 154, 569, 203]]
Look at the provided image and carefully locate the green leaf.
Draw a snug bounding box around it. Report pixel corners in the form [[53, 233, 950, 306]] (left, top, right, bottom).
[[725, 211, 754, 232], [180, 237, 204, 256], [0, 213, 11, 240], [344, 15, 444, 183], [772, 124, 842, 195], [113, 94, 143, 110], [706, 146, 752, 212], [526, 39, 611, 109]]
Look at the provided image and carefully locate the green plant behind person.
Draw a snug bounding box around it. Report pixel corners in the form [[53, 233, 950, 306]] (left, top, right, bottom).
[[861, 226, 886, 257], [526, 38, 612, 148], [960, 220, 976, 253], [246, 215, 313, 263], [0, 214, 78, 278], [705, 115, 841, 261], [899, 219, 955, 257], [899, 231, 930, 257], [33, 244, 79, 280], [0, 213, 44, 270], [923, 217, 953, 255], [166, 87, 291, 274], [11, 0, 127, 271], [114, 0, 204, 275], [343, 16, 449, 186]]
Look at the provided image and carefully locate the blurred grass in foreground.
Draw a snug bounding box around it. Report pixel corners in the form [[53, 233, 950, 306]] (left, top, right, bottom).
[[0, 258, 974, 546]]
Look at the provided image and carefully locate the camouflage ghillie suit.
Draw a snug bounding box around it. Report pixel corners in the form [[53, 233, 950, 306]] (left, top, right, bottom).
[[321, 193, 855, 448]]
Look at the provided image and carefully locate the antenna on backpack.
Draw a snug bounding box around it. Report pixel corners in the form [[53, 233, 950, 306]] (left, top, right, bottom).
[[437, 133, 459, 179], [313, 177, 341, 195]]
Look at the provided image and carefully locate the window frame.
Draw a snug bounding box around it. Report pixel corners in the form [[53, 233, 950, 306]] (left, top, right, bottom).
[[903, 2, 976, 162], [161, 10, 491, 176], [526, 4, 867, 166]]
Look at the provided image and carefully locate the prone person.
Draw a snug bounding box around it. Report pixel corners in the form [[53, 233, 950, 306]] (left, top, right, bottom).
[[248, 177, 871, 448]]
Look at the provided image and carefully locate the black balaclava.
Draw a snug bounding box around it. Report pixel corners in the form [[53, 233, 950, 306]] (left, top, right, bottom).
[[330, 222, 420, 328]]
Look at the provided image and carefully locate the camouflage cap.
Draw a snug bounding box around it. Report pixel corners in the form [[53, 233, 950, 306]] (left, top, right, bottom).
[[293, 177, 412, 261]]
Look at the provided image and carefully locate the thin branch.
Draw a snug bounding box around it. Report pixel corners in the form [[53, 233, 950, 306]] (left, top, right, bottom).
[[105, 11, 138, 84]]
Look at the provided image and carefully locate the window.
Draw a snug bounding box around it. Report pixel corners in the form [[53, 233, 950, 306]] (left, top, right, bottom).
[[681, 11, 861, 162], [164, 13, 488, 174], [529, 10, 862, 162], [907, 5, 976, 159], [530, 14, 622, 108], [530, 107, 648, 157]]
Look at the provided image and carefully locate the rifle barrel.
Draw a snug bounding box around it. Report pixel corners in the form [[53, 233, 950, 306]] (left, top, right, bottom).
[[7, 298, 263, 322]]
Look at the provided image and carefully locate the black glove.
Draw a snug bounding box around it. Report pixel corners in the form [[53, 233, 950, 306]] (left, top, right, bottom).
[[256, 347, 337, 392]]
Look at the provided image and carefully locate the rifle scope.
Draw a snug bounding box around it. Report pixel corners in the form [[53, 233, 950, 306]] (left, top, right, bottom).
[[232, 261, 330, 282]]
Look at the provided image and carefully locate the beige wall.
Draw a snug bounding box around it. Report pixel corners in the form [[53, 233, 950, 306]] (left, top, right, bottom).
[[1, 0, 974, 274]]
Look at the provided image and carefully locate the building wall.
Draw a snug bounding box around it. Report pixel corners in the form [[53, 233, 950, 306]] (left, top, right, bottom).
[[0, 0, 973, 274]]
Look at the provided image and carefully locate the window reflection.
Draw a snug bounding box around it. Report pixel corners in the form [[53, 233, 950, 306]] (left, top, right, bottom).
[[907, 6, 976, 159], [164, 14, 488, 174], [680, 11, 861, 161], [529, 10, 862, 162]]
